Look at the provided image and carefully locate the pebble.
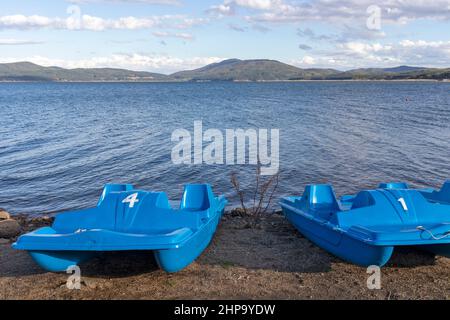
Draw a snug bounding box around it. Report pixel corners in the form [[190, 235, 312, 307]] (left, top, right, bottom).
[[0, 209, 11, 220], [0, 219, 21, 238], [82, 279, 99, 289]]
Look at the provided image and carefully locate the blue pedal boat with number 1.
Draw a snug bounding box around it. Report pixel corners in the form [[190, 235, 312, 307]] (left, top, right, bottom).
[[280, 181, 450, 267], [13, 184, 227, 273]]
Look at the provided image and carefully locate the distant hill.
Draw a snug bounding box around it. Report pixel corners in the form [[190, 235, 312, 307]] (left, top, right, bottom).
[[393, 68, 450, 80], [0, 60, 449, 82], [329, 66, 431, 80], [381, 66, 426, 73], [170, 60, 450, 81], [171, 59, 339, 81], [0, 62, 169, 82], [329, 66, 450, 80]]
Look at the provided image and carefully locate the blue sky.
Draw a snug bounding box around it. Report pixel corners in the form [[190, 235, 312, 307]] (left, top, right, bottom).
[[0, 0, 449, 73]]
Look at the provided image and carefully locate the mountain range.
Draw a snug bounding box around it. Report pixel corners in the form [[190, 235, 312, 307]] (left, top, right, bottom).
[[1, 59, 449, 82], [0, 62, 169, 82]]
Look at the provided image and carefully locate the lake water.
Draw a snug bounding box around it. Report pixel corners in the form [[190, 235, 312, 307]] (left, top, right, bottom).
[[1, 81, 450, 216]]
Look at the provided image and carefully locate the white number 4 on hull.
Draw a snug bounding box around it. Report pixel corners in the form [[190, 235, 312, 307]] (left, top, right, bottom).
[[122, 193, 140, 208]]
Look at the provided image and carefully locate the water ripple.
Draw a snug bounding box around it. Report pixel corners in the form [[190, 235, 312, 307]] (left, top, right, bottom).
[[0, 81, 449, 215]]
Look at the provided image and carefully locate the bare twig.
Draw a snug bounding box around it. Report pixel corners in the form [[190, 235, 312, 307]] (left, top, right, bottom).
[[252, 160, 261, 214], [231, 172, 248, 215], [230, 166, 280, 227], [262, 173, 279, 215]]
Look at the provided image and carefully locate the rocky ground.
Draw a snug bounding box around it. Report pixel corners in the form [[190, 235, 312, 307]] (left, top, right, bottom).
[[0, 210, 449, 300]]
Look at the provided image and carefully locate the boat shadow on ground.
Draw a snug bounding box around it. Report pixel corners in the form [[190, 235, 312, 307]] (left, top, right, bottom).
[[199, 215, 439, 273], [387, 247, 437, 268], [0, 246, 160, 278], [198, 215, 336, 273], [0, 244, 49, 277], [75, 213, 338, 276], [79, 251, 160, 278]]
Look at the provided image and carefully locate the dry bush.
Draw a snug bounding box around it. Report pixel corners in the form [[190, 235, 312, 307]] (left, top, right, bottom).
[[230, 162, 279, 226]]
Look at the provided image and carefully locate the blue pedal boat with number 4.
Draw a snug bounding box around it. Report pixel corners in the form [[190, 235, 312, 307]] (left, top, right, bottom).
[[280, 181, 450, 267], [13, 184, 227, 273]]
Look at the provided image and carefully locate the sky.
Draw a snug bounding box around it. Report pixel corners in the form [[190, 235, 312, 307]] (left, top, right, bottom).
[[0, 0, 449, 74]]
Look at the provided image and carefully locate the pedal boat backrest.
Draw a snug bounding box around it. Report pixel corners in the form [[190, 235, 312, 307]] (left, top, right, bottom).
[[97, 183, 134, 206], [297, 185, 341, 221], [420, 180, 450, 205], [180, 184, 216, 212], [378, 182, 409, 190]]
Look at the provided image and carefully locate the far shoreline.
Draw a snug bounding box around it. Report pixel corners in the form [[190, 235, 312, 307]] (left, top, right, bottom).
[[0, 79, 448, 84]]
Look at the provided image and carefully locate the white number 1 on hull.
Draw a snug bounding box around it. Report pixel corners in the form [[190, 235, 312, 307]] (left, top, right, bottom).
[[398, 197, 408, 211]]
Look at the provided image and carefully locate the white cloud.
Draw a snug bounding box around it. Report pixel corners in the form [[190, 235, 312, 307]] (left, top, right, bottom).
[[209, 4, 235, 16], [399, 39, 450, 49], [234, 0, 278, 10], [338, 42, 393, 55], [209, 0, 287, 16], [0, 14, 207, 31], [298, 55, 316, 65], [152, 31, 194, 40], [0, 38, 43, 45], [211, 0, 450, 24], [291, 39, 450, 69], [0, 15, 58, 29], [0, 54, 223, 74], [69, 0, 181, 4]]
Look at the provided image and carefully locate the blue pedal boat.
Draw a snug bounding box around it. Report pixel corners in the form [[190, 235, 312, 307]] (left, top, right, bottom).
[[13, 184, 227, 273], [280, 181, 450, 267]]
